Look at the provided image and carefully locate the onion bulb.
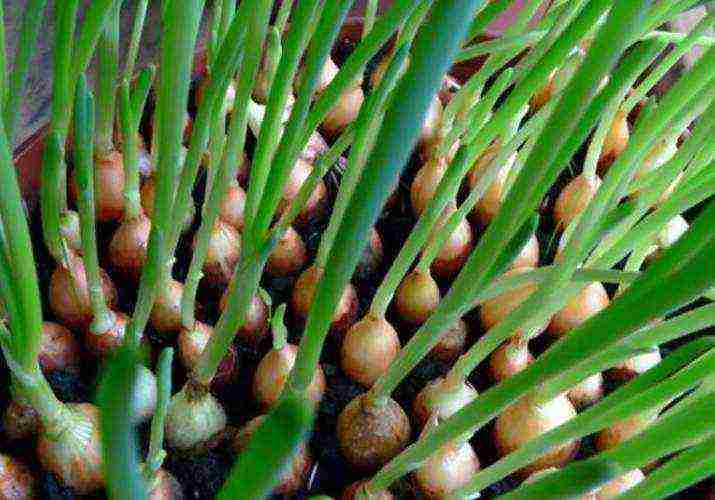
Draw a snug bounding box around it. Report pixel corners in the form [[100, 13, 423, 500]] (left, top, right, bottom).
[[480, 267, 547, 338], [39, 321, 81, 373], [84, 311, 129, 358], [147, 469, 184, 500], [418, 96, 445, 161], [178, 322, 237, 388], [340, 315, 401, 387], [413, 424, 480, 499], [413, 377, 478, 428], [49, 253, 118, 331], [165, 388, 227, 452], [631, 137, 678, 203], [355, 227, 384, 279], [193, 220, 241, 287], [554, 174, 602, 230], [644, 215, 689, 263], [494, 394, 578, 476], [266, 226, 307, 278], [342, 480, 394, 500], [59, 210, 82, 255], [610, 348, 661, 382], [467, 143, 517, 227], [132, 365, 158, 423], [314, 57, 339, 95], [549, 282, 609, 337], [0, 453, 36, 499], [595, 412, 658, 452], [430, 319, 468, 364], [253, 343, 325, 409], [410, 156, 447, 216], [277, 158, 328, 226], [37, 403, 104, 494], [488, 336, 533, 383], [567, 372, 604, 409], [337, 394, 411, 471], [322, 85, 364, 140], [70, 150, 125, 223], [290, 265, 359, 335], [234, 416, 312, 494], [219, 180, 246, 231], [2, 400, 39, 441], [150, 279, 184, 335], [511, 233, 540, 270], [394, 269, 441, 327], [141, 178, 194, 233], [430, 206, 474, 280], [108, 214, 151, 282], [597, 109, 629, 174], [301, 131, 330, 165], [219, 290, 269, 346], [584, 469, 644, 499]]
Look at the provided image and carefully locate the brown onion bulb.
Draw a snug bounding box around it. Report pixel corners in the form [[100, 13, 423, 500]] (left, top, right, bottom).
[[488, 336, 533, 383], [631, 138, 678, 202], [430, 319, 468, 364], [554, 174, 602, 230], [108, 214, 151, 282], [253, 344, 326, 409], [219, 290, 270, 346], [59, 210, 82, 255], [609, 349, 661, 382], [394, 269, 441, 327], [430, 208, 474, 280], [0, 453, 36, 499], [70, 151, 125, 223], [595, 412, 658, 452], [141, 178, 194, 233], [147, 469, 184, 500], [567, 372, 604, 409], [178, 322, 237, 388], [194, 220, 241, 287], [494, 394, 579, 476], [290, 265, 359, 335], [165, 389, 227, 452], [219, 180, 246, 231], [84, 311, 129, 358], [322, 85, 364, 140], [340, 315, 401, 387], [150, 279, 184, 335], [549, 282, 609, 337], [337, 395, 411, 471], [277, 158, 328, 226], [413, 432, 480, 499], [37, 403, 104, 494], [49, 253, 118, 331], [467, 143, 517, 227], [413, 377, 478, 428], [266, 226, 307, 278], [234, 416, 312, 494], [355, 228, 384, 279], [418, 96, 445, 161], [511, 233, 540, 270], [342, 480, 394, 500], [480, 267, 547, 338], [39, 321, 81, 373], [2, 400, 39, 441], [410, 156, 447, 216], [585, 469, 645, 499], [597, 109, 629, 174]]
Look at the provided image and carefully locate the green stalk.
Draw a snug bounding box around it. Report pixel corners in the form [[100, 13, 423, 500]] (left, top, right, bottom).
[[368, 67, 513, 319], [95, 1, 122, 157], [145, 348, 173, 477], [465, 0, 512, 42], [181, 0, 272, 331], [219, 0, 237, 48], [363, 0, 379, 39], [207, 0, 223, 68], [457, 30, 546, 63], [273, 0, 294, 35], [40, 133, 69, 264], [314, 44, 409, 270], [0, 2, 6, 108], [123, 0, 150, 81], [287, 0, 489, 396], [125, 0, 206, 347], [271, 304, 288, 351], [2, 0, 48, 142], [643, 29, 715, 46], [73, 76, 115, 334]]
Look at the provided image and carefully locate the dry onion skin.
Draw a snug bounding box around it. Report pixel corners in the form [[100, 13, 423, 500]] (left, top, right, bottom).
[[412, 433, 480, 500], [394, 269, 441, 327], [234, 416, 312, 495], [2, 400, 40, 441], [337, 395, 411, 471], [70, 150, 126, 223], [549, 282, 610, 337], [266, 226, 307, 278], [253, 343, 326, 409], [553, 174, 602, 231], [430, 319, 469, 364], [108, 214, 151, 282], [494, 394, 579, 476], [410, 156, 448, 216], [150, 279, 185, 335], [488, 336, 534, 383], [39, 321, 81, 373], [342, 480, 394, 500], [340, 315, 401, 388], [412, 377, 478, 429], [0, 453, 36, 499], [193, 220, 241, 287], [219, 290, 270, 346]]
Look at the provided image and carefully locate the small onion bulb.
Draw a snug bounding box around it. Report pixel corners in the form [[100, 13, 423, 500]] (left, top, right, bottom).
[[132, 365, 158, 423], [2, 400, 39, 441], [108, 214, 151, 282], [84, 311, 130, 358], [193, 220, 241, 287], [430, 206, 474, 281], [430, 319, 468, 364], [340, 315, 401, 387], [266, 226, 307, 278], [413, 430, 480, 499], [584, 469, 645, 499], [548, 282, 609, 337], [342, 480, 394, 500], [70, 151, 125, 223], [150, 279, 185, 335], [394, 269, 441, 327], [322, 85, 364, 140], [554, 174, 602, 230], [277, 158, 328, 226], [511, 233, 540, 270], [597, 109, 629, 174], [141, 178, 194, 233], [417, 96, 445, 161], [165, 388, 227, 452], [219, 290, 270, 346], [412, 377, 478, 428], [595, 412, 658, 452], [39, 321, 81, 373], [567, 372, 604, 409], [467, 143, 517, 227], [410, 156, 447, 216], [219, 180, 246, 231], [178, 322, 237, 389], [609, 348, 661, 382], [488, 336, 533, 383], [0, 453, 36, 499]]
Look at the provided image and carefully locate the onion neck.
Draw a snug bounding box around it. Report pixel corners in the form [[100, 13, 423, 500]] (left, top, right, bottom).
[[12, 366, 69, 435]]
